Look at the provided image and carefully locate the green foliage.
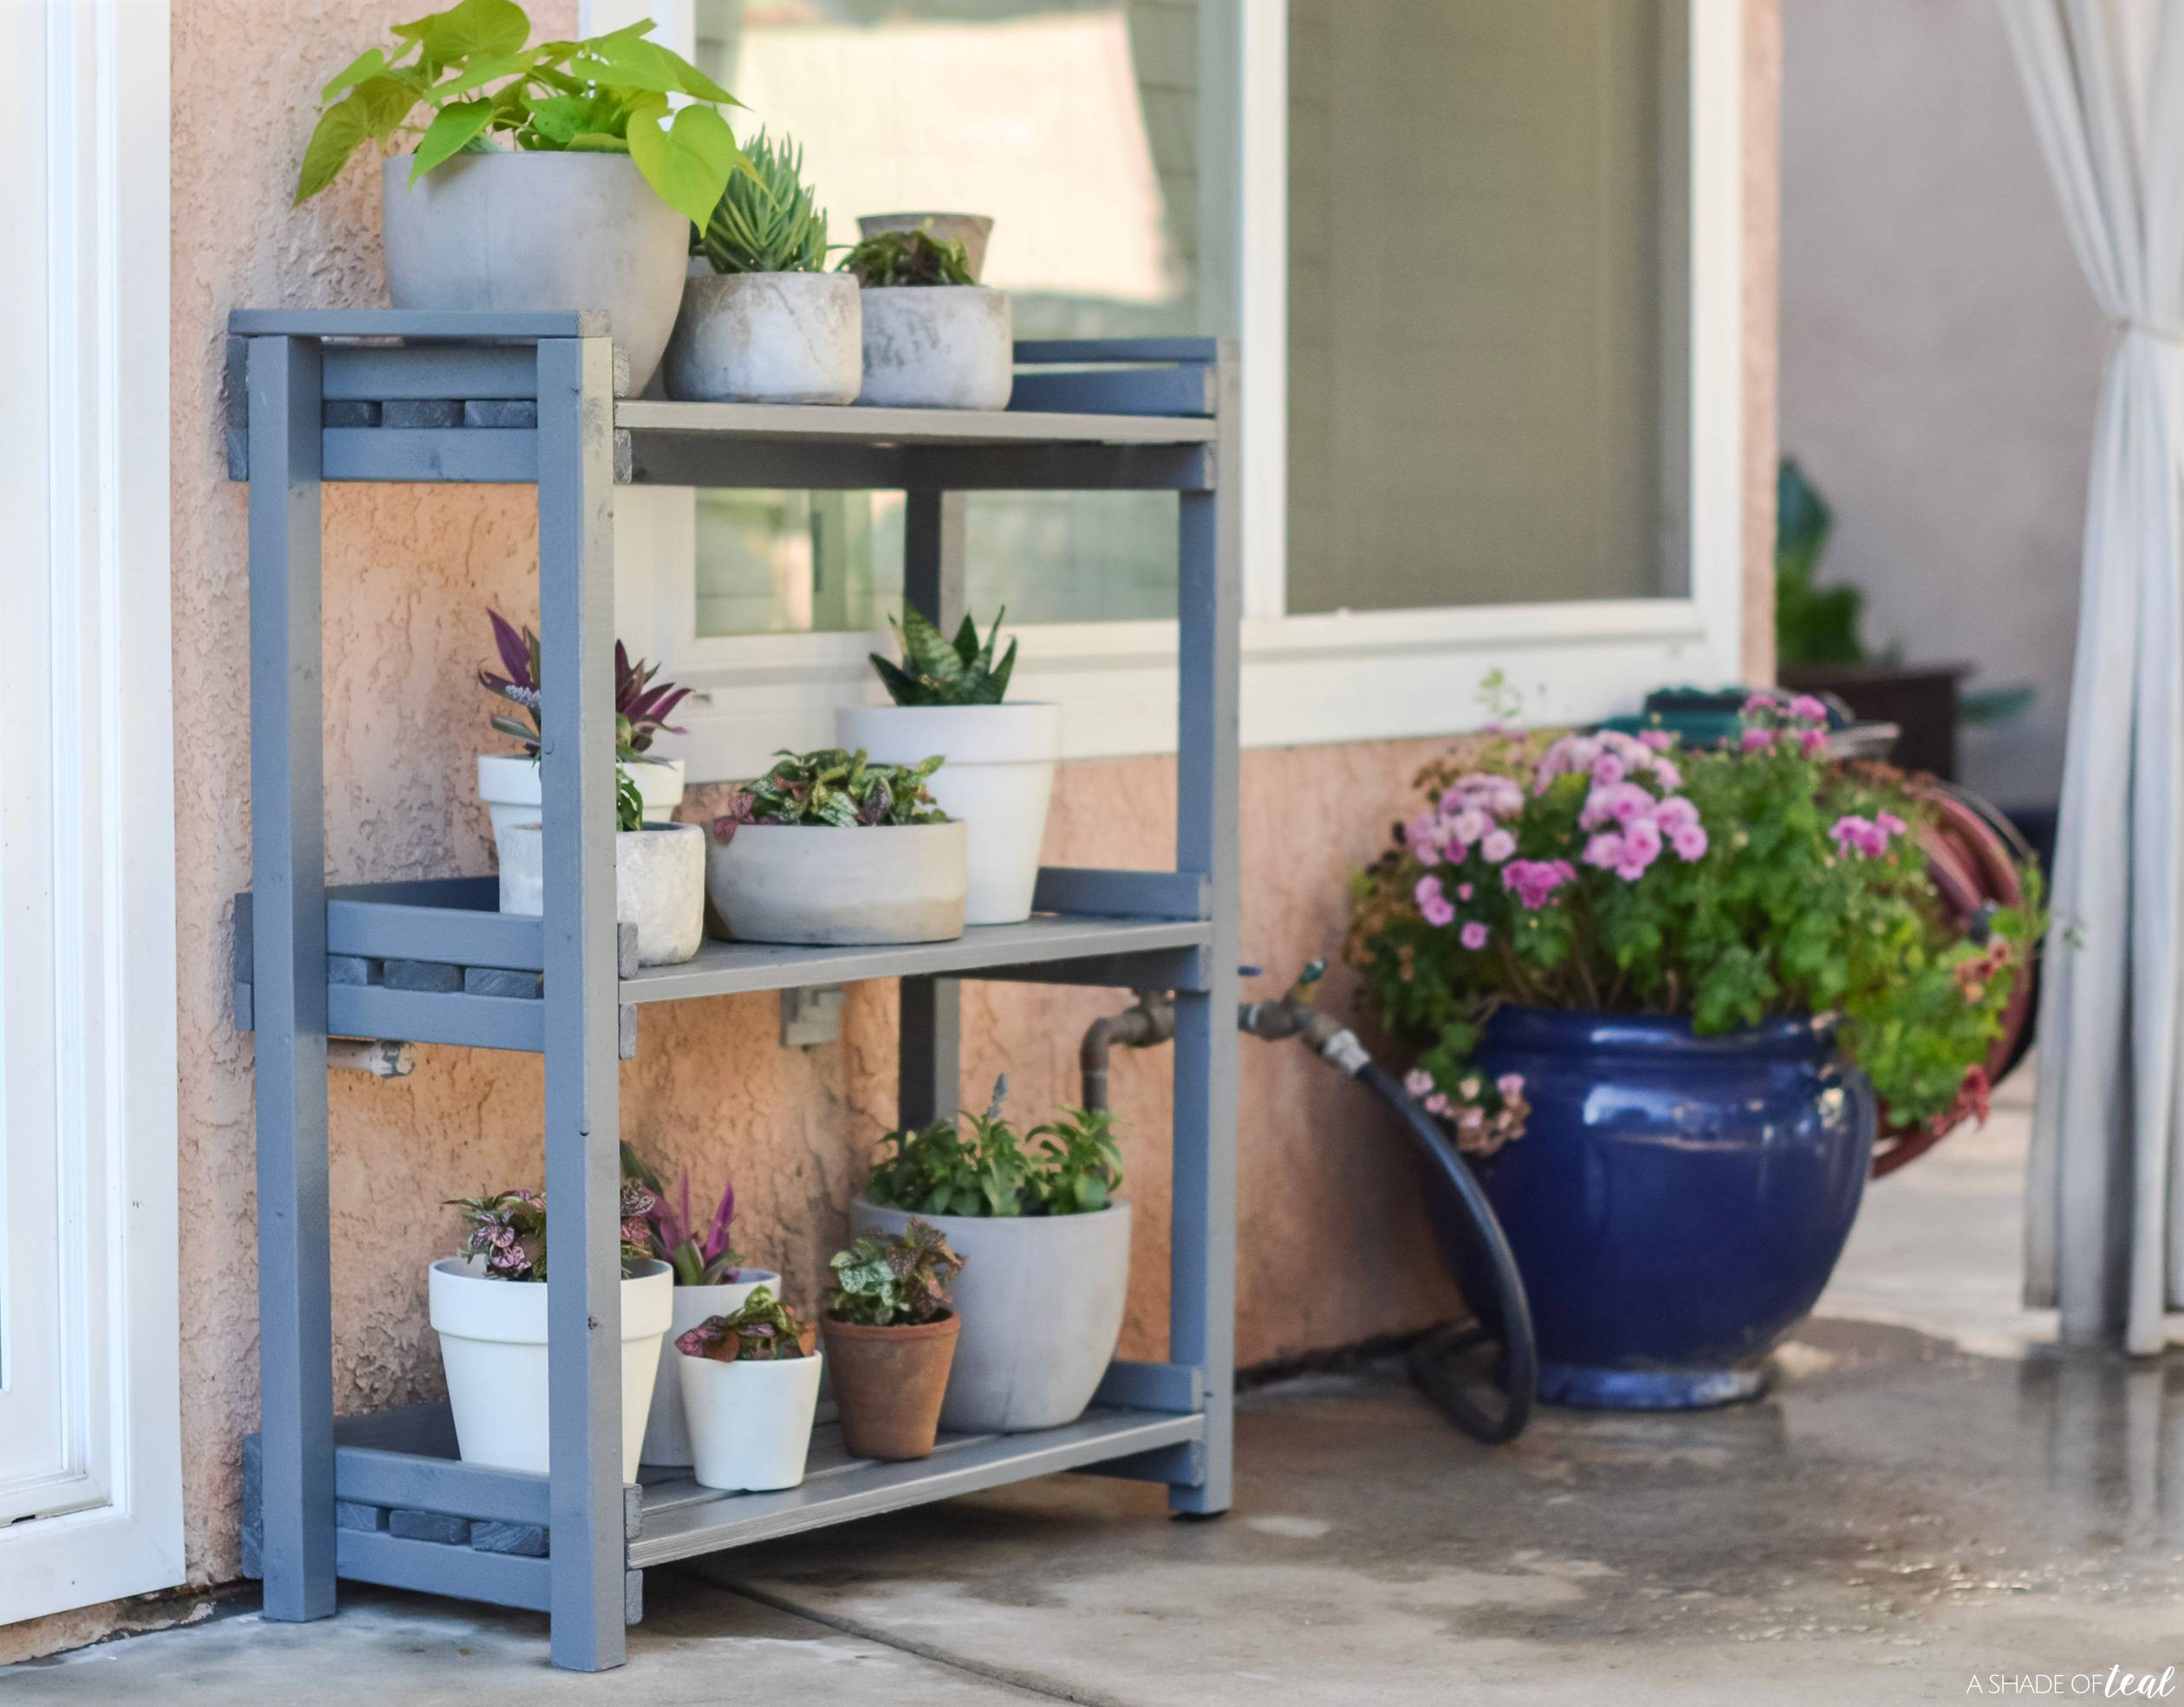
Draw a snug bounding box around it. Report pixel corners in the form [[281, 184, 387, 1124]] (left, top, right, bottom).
[[297, 1, 753, 228], [839, 223, 974, 287], [699, 127, 829, 274], [869, 605, 1017, 706], [864, 1077, 1124, 1217], [827, 1219, 965, 1327], [1775, 456, 1868, 668], [675, 1286, 816, 1361], [448, 1184, 654, 1282], [615, 768, 646, 832], [714, 748, 947, 834]]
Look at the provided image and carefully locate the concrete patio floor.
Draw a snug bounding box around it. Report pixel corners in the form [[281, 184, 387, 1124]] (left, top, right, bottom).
[[16, 1069, 2184, 1704]]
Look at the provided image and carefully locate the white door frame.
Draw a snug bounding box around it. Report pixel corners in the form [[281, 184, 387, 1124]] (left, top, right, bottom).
[[0, 0, 182, 1626]]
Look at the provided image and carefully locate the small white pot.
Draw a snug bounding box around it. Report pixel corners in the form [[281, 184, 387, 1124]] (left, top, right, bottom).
[[849, 1199, 1132, 1433], [857, 286, 1013, 411], [429, 1257, 673, 1482], [664, 269, 861, 404], [706, 820, 966, 945], [679, 1348, 824, 1492], [498, 821, 705, 966], [855, 212, 995, 282], [479, 754, 685, 868], [640, 1270, 783, 1468], [837, 704, 1060, 925]]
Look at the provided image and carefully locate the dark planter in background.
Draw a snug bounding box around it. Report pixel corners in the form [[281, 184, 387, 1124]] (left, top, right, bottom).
[[1444, 1008, 1876, 1411], [1779, 661, 1969, 780]]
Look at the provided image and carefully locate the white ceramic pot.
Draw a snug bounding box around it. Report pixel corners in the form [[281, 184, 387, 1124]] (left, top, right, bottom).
[[498, 821, 705, 966], [706, 820, 966, 945], [857, 286, 1013, 411], [639, 1269, 783, 1468], [837, 704, 1059, 925], [664, 269, 861, 404], [855, 212, 995, 282], [381, 153, 687, 393], [848, 1198, 1132, 1433], [478, 755, 685, 868], [678, 1348, 825, 1492], [428, 1257, 673, 1482]]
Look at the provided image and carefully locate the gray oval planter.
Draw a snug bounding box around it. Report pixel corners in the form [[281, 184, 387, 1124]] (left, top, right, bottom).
[[706, 821, 965, 945], [849, 1198, 1131, 1433], [857, 287, 1013, 411], [498, 821, 705, 966], [855, 212, 996, 282], [381, 153, 687, 393], [663, 270, 862, 404]]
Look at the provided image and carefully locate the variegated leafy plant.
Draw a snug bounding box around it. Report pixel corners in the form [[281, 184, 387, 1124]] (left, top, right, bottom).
[[868, 605, 1017, 707], [711, 748, 946, 840]]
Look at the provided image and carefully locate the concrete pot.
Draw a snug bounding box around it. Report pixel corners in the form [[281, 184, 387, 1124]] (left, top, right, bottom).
[[850, 1199, 1130, 1432], [429, 1258, 672, 1481], [821, 1312, 960, 1461], [705, 820, 966, 945], [678, 1348, 823, 1492], [478, 755, 685, 868], [857, 287, 1013, 411], [640, 1269, 782, 1468], [497, 821, 705, 967], [664, 269, 861, 404], [381, 153, 687, 393], [855, 212, 996, 282], [837, 704, 1059, 925]]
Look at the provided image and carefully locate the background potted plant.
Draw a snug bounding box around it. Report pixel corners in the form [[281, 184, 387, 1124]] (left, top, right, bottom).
[[705, 748, 966, 945], [673, 1286, 822, 1492], [477, 608, 692, 861], [849, 1076, 1127, 1433], [821, 1219, 965, 1462], [498, 766, 705, 966], [841, 224, 1012, 411], [296, 0, 754, 393], [1346, 693, 2041, 1411], [840, 606, 1059, 926], [621, 1146, 783, 1469], [663, 129, 861, 406], [855, 211, 995, 280], [431, 1185, 671, 1479]]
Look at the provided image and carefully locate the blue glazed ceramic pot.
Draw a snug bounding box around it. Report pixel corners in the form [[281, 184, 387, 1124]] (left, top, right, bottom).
[[1452, 1007, 1875, 1410]]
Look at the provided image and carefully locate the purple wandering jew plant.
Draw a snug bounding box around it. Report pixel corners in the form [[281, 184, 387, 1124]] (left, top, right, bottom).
[[621, 1141, 740, 1286], [478, 607, 692, 760]]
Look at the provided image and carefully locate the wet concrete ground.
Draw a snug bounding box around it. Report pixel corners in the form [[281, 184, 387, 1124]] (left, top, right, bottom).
[[16, 1074, 2184, 1704]]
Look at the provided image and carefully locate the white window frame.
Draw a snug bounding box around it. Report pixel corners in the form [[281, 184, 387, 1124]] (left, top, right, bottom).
[[616, 0, 1745, 781], [0, 0, 184, 1626]]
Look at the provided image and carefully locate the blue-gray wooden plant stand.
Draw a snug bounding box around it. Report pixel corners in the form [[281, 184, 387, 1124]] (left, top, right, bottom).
[[225, 310, 1238, 1672]]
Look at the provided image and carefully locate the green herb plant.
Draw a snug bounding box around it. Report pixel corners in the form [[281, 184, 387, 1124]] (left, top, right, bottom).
[[827, 1220, 965, 1327], [839, 223, 974, 288], [698, 127, 829, 274], [297, 0, 752, 228], [674, 1286, 816, 1362], [869, 605, 1017, 707], [865, 1075, 1123, 1217], [712, 748, 947, 840]]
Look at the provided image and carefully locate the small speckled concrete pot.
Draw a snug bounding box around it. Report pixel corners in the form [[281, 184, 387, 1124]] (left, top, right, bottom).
[[478, 755, 685, 871], [705, 821, 966, 945], [497, 821, 705, 966], [664, 269, 861, 404], [856, 286, 1013, 411]]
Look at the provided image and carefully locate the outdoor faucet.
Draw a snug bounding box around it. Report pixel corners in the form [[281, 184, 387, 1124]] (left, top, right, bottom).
[[1080, 988, 1176, 1113]]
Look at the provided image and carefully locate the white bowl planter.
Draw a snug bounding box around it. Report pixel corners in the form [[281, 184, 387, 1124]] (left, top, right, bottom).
[[639, 1269, 782, 1468], [706, 821, 967, 945], [429, 1257, 673, 1481], [857, 287, 1013, 411], [837, 704, 1060, 925], [855, 212, 995, 281], [663, 269, 861, 404], [381, 153, 687, 394], [848, 1198, 1131, 1433], [478, 755, 685, 869], [678, 1348, 825, 1493], [499, 821, 705, 967]]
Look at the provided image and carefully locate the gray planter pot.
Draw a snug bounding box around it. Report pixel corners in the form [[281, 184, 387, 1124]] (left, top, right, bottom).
[[381, 153, 687, 394], [857, 287, 1013, 411], [855, 212, 996, 282], [849, 1198, 1131, 1433], [705, 821, 965, 946], [663, 270, 862, 404], [497, 821, 705, 967]]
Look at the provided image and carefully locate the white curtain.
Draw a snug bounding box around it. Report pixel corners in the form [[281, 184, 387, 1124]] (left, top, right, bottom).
[[2003, 0, 2184, 1352]]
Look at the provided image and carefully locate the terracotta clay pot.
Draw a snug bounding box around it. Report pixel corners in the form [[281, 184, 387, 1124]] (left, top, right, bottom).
[[821, 1312, 961, 1461]]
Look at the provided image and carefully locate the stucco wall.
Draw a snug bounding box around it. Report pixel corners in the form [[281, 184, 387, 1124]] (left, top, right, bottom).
[[2, 0, 1781, 1665]]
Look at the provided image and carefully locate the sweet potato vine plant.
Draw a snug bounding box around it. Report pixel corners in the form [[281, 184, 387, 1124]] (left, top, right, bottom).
[[1346, 693, 2041, 1154]]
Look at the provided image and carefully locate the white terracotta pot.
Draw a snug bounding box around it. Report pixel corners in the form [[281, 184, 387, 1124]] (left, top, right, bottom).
[[678, 1348, 825, 1492], [837, 704, 1059, 925], [706, 821, 966, 945], [478, 755, 685, 868], [498, 821, 705, 966], [848, 1198, 1131, 1433], [857, 286, 1013, 411], [381, 153, 687, 393], [664, 269, 861, 404], [639, 1269, 783, 1468], [855, 212, 995, 282], [428, 1258, 673, 1482]]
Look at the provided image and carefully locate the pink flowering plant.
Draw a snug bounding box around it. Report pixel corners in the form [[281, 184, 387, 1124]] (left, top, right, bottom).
[[1347, 693, 2041, 1151]]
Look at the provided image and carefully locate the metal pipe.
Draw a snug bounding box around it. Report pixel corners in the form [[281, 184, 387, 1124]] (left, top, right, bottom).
[[1079, 990, 1175, 1113]]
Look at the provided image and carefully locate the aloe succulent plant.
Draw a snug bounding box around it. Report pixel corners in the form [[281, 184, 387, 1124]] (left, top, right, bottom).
[[869, 605, 1017, 707], [699, 128, 829, 275]]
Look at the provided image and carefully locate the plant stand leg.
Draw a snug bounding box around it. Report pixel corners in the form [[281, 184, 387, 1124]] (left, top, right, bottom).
[[248, 333, 338, 1619], [537, 334, 627, 1671]]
